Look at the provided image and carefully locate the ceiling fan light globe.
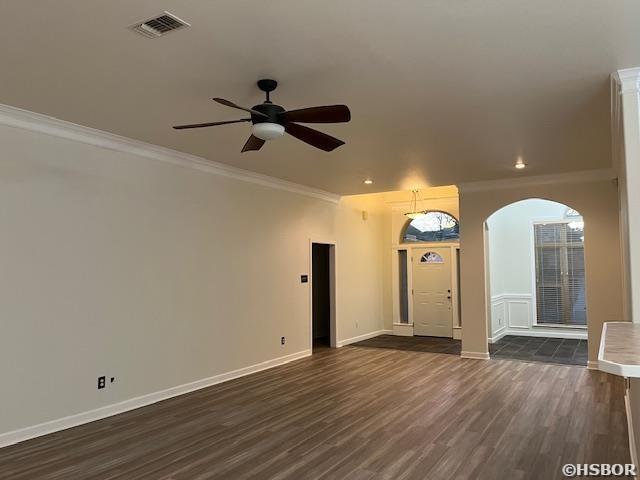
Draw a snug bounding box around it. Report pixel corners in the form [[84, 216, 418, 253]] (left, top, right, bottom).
[[252, 122, 285, 141]]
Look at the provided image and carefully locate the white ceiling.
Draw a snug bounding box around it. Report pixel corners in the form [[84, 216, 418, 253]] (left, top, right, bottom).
[[1, 1, 638, 194]]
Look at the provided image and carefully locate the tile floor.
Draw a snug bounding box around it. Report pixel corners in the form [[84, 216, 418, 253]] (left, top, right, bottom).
[[353, 334, 588, 366]]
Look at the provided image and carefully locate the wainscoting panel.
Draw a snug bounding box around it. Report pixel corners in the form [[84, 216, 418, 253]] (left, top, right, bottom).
[[489, 293, 587, 342], [507, 299, 531, 329], [490, 301, 506, 342]]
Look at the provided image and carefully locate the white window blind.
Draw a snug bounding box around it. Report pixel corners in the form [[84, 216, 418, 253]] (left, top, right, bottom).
[[533, 221, 587, 326]]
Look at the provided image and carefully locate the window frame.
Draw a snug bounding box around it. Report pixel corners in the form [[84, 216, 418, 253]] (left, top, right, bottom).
[[401, 210, 460, 244], [530, 217, 587, 329]]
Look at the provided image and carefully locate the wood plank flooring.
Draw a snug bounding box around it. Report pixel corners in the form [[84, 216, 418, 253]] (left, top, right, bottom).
[[0, 343, 630, 479], [352, 334, 461, 356]]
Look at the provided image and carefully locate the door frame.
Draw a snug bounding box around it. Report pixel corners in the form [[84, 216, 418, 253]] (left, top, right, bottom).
[[411, 245, 455, 338], [309, 239, 337, 350], [391, 242, 461, 337]]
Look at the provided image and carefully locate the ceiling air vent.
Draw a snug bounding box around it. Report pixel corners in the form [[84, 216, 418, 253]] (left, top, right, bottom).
[[131, 12, 190, 38]]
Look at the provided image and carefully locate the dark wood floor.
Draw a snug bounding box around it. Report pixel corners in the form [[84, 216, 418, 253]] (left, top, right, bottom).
[[354, 334, 461, 355], [0, 343, 629, 479]]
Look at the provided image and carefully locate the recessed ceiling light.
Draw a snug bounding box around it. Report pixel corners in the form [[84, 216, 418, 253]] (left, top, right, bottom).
[[514, 157, 527, 169], [364, 178, 374, 185]]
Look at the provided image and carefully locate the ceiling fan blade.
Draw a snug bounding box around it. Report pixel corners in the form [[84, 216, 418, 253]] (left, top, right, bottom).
[[281, 105, 351, 124], [173, 119, 251, 130], [241, 135, 266, 152], [213, 98, 268, 118], [284, 123, 345, 152]]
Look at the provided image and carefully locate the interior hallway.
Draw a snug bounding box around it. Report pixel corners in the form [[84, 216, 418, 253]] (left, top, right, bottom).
[[0, 344, 628, 480]]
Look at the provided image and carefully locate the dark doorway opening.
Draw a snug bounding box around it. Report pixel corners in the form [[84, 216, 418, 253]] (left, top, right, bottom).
[[312, 243, 331, 352]]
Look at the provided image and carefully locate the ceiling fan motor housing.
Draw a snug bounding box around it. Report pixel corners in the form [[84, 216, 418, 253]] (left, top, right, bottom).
[[251, 103, 286, 140], [251, 103, 285, 124]]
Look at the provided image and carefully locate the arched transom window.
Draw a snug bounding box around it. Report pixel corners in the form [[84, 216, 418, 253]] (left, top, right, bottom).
[[403, 211, 459, 243]]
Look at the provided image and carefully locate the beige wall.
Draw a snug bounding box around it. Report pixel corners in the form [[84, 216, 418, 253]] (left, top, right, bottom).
[[0, 124, 386, 436], [385, 187, 460, 246], [335, 195, 388, 340], [459, 179, 624, 362], [369, 187, 459, 330]]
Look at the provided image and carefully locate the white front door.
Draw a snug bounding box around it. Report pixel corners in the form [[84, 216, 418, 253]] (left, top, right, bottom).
[[412, 247, 453, 337]]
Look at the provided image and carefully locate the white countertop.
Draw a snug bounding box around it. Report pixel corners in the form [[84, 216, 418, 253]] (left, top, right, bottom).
[[598, 322, 640, 377]]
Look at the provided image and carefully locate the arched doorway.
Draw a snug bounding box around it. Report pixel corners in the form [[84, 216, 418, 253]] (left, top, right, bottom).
[[485, 199, 587, 365]]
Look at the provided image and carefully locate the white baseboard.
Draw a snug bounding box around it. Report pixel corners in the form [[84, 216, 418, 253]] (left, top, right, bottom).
[[461, 351, 490, 360], [0, 349, 311, 449], [492, 328, 587, 341], [488, 328, 507, 343], [587, 360, 599, 370], [392, 323, 414, 336], [337, 329, 391, 347], [452, 327, 462, 340]]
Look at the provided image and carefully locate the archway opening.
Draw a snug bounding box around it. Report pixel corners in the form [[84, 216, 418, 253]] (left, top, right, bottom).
[[485, 198, 587, 366]]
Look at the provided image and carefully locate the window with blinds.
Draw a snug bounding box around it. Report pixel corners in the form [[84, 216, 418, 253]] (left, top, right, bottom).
[[533, 220, 587, 326]]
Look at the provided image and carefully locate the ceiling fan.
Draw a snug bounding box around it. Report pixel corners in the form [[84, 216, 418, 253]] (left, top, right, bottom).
[[173, 79, 351, 152]]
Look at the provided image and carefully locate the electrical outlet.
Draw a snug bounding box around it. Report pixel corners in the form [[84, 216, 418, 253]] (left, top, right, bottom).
[[97, 376, 106, 389], [281, 336, 286, 345]]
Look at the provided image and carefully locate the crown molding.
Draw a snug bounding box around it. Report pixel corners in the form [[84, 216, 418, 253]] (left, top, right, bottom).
[[0, 103, 341, 204], [612, 68, 640, 96], [457, 168, 617, 194]]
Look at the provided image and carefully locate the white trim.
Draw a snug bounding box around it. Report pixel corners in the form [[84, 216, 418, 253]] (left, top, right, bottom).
[[457, 168, 617, 193], [452, 326, 462, 340], [488, 327, 508, 343], [613, 67, 640, 95], [392, 323, 414, 336], [451, 246, 461, 329], [461, 351, 490, 360], [497, 328, 587, 340], [0, 103, 341, 204], [0, 349, 311, 449], [337, 329, 392, 347], [611, 72, 633, 322], [492, 293, 533, 300]]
